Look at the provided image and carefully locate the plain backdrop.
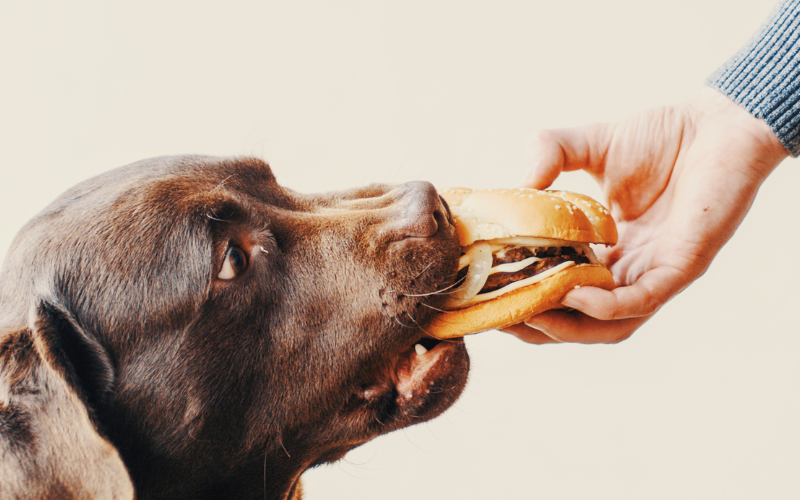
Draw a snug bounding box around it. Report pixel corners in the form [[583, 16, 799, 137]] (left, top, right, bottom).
[[1, 1, 798, 499]]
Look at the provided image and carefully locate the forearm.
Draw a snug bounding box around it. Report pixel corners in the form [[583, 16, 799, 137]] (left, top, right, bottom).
[[706, 0, 800, 157]]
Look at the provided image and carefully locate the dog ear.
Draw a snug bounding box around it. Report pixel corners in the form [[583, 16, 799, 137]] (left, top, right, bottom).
[[31, 299, 115, 410], [0, 304, 134, 500]]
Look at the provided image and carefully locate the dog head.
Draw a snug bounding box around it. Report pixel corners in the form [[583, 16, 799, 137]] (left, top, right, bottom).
[[0, 156, 469, 499]]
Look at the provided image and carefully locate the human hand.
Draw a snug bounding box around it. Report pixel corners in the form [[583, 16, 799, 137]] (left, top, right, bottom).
[[505, 88, 789, 344]]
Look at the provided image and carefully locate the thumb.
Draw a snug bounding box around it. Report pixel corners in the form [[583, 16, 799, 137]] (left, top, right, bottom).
[[520, 125, 612, 189]]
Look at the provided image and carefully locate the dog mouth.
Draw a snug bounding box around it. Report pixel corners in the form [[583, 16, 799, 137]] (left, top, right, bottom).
[[394, 336, 454, 400], [354, 333, 468, 435], [340, 190, 467, 440]]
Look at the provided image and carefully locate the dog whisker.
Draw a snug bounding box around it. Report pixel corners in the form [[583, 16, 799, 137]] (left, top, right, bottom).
[[209, 174, 236, 194], [412, 261, 435, 279], [390, 274, 467, 298], [277, 435, 291, 458], [404, 311, 423, 328], [205, 207, 233, 222], [390, 314, 415, 329], [404, 311, 444, 340], [420, 302, 448, 313], [396, 311, 463, 344], [263, 443, 270, 500], [423, 421, 452, 449]]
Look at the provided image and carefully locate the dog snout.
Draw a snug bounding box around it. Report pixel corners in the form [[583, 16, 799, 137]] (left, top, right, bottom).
[[391, 181, 451, 239]]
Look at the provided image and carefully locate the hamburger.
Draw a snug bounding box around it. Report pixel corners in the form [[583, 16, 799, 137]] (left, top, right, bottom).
[[425, 187, 617, 339]]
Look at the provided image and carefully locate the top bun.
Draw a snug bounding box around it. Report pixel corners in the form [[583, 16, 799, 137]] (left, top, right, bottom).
[[439, 187, 617, 247]]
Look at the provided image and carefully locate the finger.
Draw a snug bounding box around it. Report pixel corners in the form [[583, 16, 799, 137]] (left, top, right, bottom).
[[520, 125, 613, 189], [561, 266, 688, 320], [525, 309, 650, 344], [501, 323, 562, 344]]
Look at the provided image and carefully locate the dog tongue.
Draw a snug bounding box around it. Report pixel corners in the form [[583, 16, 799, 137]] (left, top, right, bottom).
[[395, 343, 446, 400]]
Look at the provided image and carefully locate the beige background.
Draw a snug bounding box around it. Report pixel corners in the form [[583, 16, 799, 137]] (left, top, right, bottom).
[[1, 1, 798, 499]]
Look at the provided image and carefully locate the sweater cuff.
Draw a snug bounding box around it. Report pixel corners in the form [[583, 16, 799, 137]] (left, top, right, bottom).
[[706, 0, 800, 157]]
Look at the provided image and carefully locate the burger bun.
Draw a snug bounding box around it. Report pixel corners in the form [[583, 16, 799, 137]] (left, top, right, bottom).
[[425, 264, 614, 339]]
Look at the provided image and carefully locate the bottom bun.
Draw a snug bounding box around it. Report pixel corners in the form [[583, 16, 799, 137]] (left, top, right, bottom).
[[424, 264, 615, 339]]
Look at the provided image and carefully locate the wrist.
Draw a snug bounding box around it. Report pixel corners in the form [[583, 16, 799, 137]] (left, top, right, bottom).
[[689, 87, 789, 178]]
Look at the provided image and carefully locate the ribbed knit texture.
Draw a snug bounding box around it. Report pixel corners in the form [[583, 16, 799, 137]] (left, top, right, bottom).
[[707, 0, 800, 156]]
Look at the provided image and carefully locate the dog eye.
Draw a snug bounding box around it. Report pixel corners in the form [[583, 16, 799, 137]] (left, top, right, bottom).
[[218, 246, 248, 280]]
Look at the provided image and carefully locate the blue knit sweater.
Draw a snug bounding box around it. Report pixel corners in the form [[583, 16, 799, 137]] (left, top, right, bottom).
[[707, 0, 800, 156]]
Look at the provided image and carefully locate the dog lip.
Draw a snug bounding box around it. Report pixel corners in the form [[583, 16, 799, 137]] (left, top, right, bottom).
[[357, 337, 462, 401], [393, 338, 462, 401], [395, 341, 444, 400]]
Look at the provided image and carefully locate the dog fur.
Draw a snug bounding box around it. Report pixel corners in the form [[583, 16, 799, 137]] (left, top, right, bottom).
[[0, 155, 469, 500]]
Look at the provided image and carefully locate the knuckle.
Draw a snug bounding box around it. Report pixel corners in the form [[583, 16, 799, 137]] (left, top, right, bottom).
[[640, 295, 663, 317], [591, 299, 622, 321]]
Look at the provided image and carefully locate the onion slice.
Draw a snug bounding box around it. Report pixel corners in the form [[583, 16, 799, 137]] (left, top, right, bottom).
[[489, 255, 542, 275], [444, 243, 492, 308]]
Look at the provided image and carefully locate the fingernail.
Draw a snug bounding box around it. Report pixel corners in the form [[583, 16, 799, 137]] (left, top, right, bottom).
[[518, 167, 535, 187], [524, 318, 546, 332], [562, 295, 583, 310]]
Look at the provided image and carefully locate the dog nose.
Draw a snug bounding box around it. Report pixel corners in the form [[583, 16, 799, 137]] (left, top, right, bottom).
[[392, 181, 450, 239]]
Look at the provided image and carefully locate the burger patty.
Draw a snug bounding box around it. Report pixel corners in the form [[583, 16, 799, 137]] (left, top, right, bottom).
[[480, 246, 590, 294]]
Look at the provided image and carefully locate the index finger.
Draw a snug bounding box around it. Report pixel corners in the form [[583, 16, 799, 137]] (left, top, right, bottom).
[[521, 125, 613, 189]]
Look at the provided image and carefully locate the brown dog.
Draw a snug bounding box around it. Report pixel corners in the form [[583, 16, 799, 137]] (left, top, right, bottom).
[[0, 156, 470, 500]]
